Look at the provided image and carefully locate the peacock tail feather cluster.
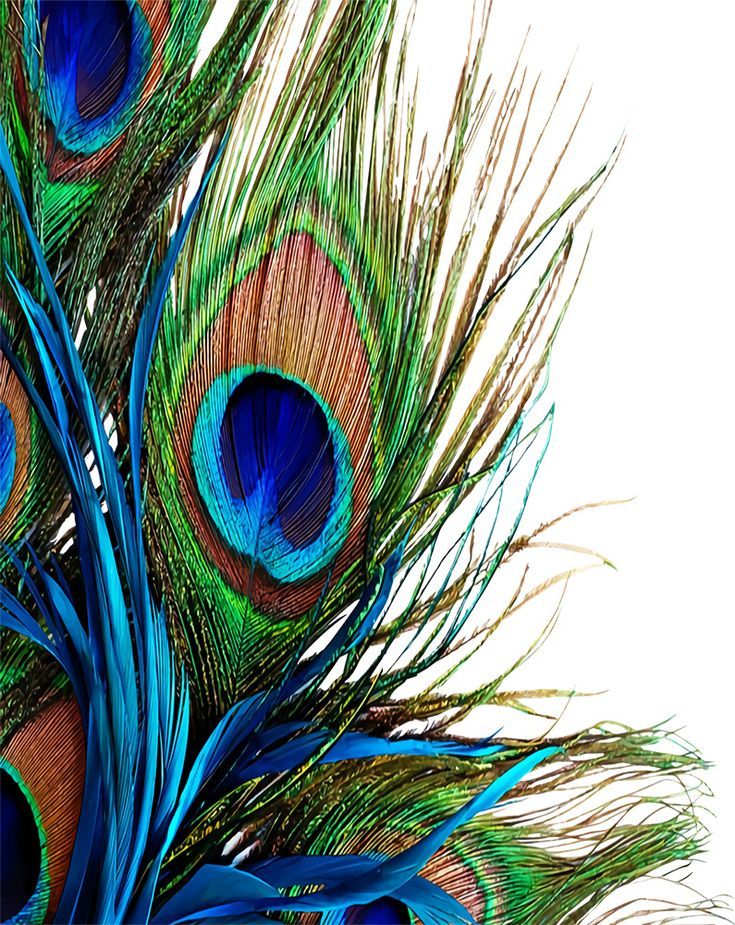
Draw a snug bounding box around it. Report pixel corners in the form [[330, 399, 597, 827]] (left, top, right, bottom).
[[0, 2, 721, 924]]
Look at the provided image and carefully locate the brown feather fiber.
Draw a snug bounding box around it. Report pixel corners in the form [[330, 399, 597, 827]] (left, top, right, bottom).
[[2, 698, 85, 920]]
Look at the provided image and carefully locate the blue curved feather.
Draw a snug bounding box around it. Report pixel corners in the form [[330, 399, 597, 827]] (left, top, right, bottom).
[[228, 727, 505, 785], [152, 748, 558, 924]]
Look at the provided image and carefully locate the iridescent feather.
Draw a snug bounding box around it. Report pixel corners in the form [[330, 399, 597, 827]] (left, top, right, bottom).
[[0, 2, 721, 924]]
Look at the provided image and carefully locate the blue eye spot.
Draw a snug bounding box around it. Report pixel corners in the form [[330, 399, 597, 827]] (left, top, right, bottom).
[[0, 769, 42, 919], [0, 402, 17, 515], [193, 367, 354, 585], [344, 897, 413, 924], [220, 372, 336, 550], [40, 0, 133, 119], [33, 0, 151, 154]]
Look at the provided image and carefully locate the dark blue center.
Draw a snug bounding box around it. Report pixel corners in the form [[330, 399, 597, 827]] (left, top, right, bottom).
[[40, 0, 132, 121], [0, 769, 41, 919], [345, 898, 412, 924], [219, 373, 336, 550], [0, 402, 15, 514]]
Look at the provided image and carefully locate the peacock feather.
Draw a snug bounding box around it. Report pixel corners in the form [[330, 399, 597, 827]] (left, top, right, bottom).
[[0, 2, 721, 924]]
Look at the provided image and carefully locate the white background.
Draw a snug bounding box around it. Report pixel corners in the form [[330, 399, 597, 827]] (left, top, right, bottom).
[[442, 0, 735, 903], [206, 0, 734, 906]]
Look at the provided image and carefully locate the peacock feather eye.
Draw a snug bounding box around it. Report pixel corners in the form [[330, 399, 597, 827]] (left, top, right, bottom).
[[34, 0, 151, 156], [20, 0, 172, 180], [0, 700, 85, 924], [0, 766, 47, 922], [142, 227, 376, 712], [193, 367, 352, 585], [0, 402, 16, 515], [343, 898, 413, 924], [41, 0, 133, 121], [153, 231, 373, 625]]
